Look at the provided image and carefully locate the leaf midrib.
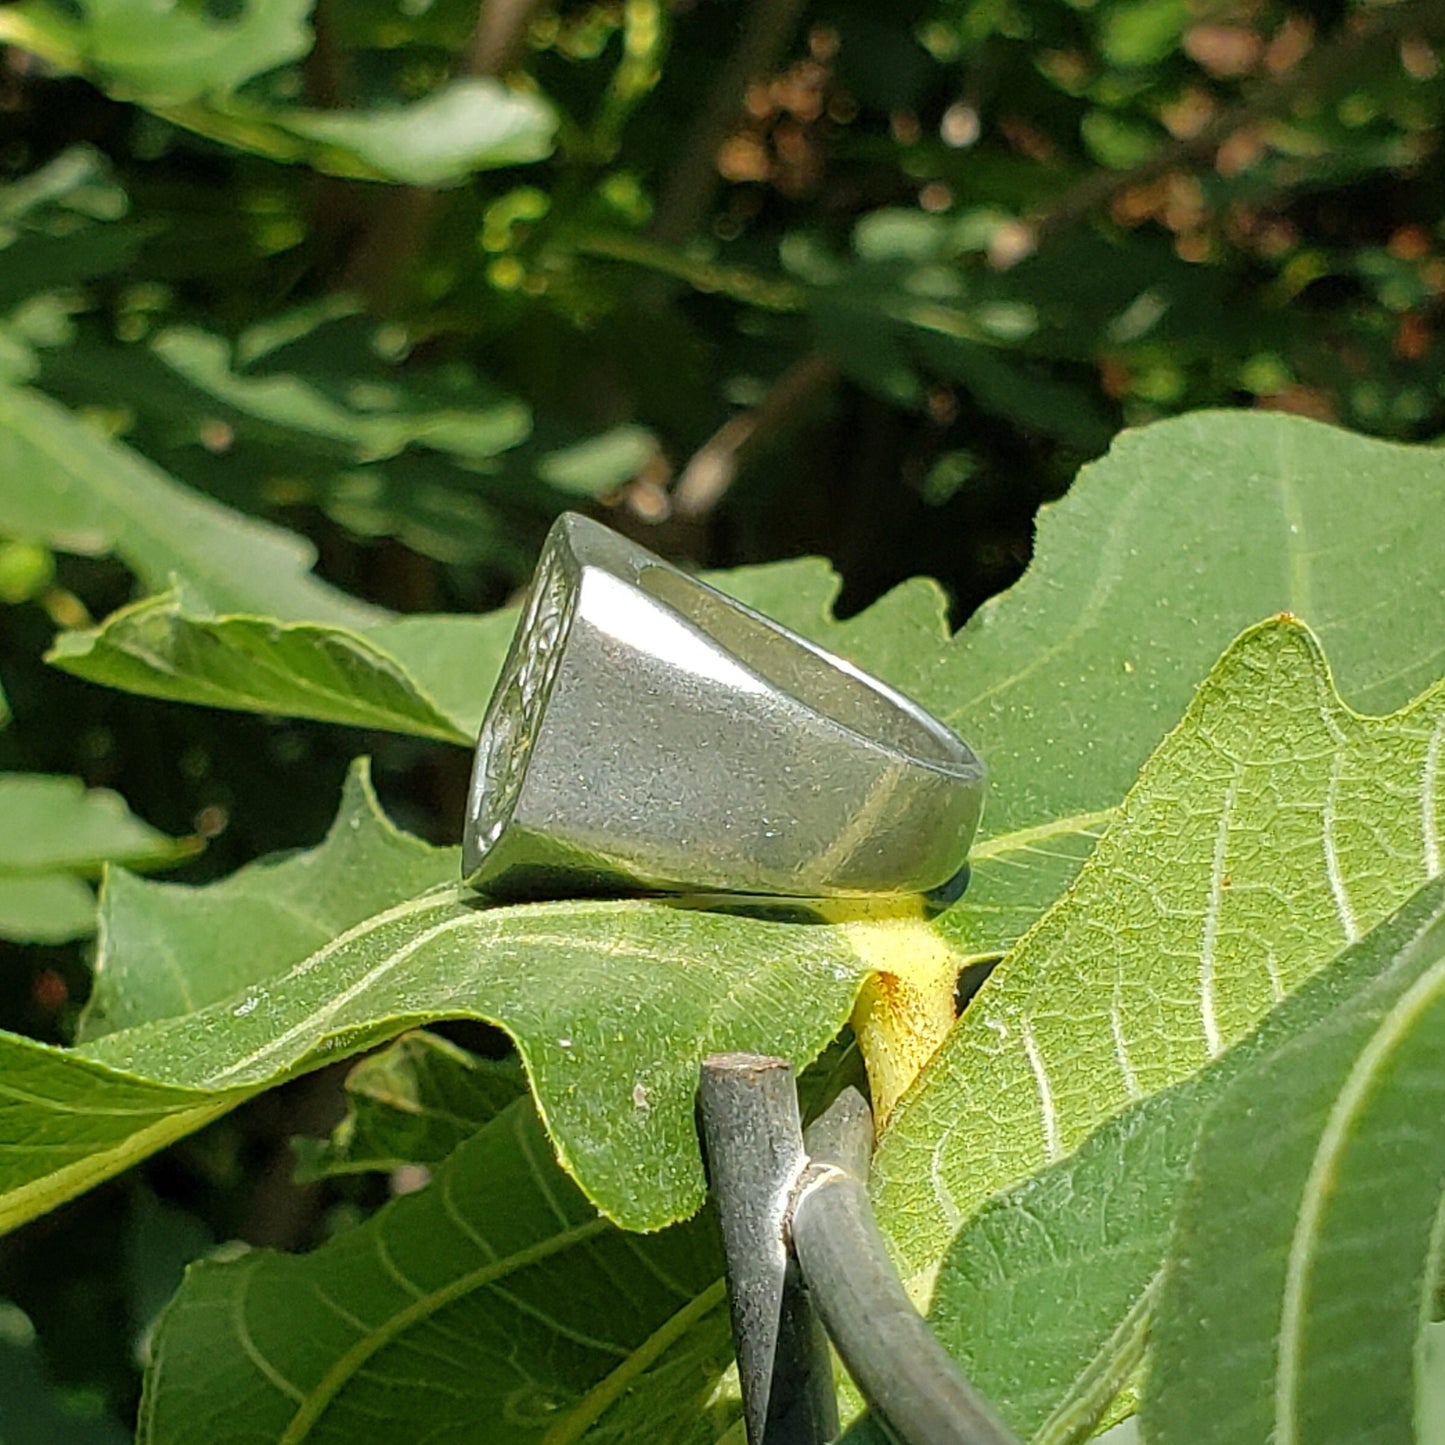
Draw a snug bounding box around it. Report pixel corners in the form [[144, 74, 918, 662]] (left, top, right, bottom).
[[540, 1277, 729, 1445], [275, 1216, 613, 1441]]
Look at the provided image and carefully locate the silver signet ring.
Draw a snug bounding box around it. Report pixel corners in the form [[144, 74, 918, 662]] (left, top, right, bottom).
[[462, 514, 985, 901]]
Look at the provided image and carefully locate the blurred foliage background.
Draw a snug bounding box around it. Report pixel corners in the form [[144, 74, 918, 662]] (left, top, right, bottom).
[[0, 0, 1442, 1432]]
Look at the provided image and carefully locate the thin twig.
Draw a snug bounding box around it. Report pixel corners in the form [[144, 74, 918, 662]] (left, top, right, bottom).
[[650, 0, 811, 243], [673, 352, 840, 518], [466, 0, 550, 78]]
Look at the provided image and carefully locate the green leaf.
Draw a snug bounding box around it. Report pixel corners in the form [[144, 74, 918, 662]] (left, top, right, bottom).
[[881, 876, 1445, 1444], [0, 755, 927, 1233], [926, 411, 1445, 964], [873, 617, 1445, 1282], [140, 1098, 734, 1444], [292, 1031, 527, 1180], [0, 0, 313, 105], [0, 773, 195, 943], [147, 324, 531, 466], [0, 1034, 246, 1231], [0, 384, 381, 625], [69, 888, 874, 1230], [80, 760, 452, 1038], [0, 874, 99, 945], [537, 425, 660, 497], [0, 8, 557, 184], [260, 79, 557, 185], [50, 597, 471, 748], [0, 774, 191, 877], [1143, 887, 1445, 1442]]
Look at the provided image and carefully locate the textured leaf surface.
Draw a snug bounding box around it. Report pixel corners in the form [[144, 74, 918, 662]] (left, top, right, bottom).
[[80, 762, 452, 1038], [71, 890, 876, 1229], [1144, 880, 1445, 1444], [855, 877, 1445, 1445], [293, 1031, 527, 1179], [0, 772, 194, 942], [920, 410, 1445, 962], [0, 384, 380, 625], [874, 618, 1445, 1278], [0, 1032, 245, 1232], [140, 1098, 733, 1445]]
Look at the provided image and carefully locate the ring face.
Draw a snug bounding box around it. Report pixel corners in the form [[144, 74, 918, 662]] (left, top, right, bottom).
[[462, 514, 985, 901]]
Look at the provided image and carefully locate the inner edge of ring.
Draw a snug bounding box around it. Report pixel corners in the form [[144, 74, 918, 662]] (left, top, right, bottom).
[[635, 562, 982, 783]]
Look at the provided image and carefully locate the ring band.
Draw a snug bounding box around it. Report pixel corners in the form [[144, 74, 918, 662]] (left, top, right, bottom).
[[462, 514, 985, 900]]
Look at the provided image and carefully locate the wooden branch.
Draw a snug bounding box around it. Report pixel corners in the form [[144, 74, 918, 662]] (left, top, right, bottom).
[[466, 0, 550, 79], [650, 0, 812, 244]]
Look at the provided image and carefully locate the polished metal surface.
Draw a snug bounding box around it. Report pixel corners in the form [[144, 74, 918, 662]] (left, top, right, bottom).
[[461, 512, 985, 899]]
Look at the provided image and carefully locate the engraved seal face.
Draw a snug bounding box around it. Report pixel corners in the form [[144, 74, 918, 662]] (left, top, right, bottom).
[[466, 540, 576, 861]]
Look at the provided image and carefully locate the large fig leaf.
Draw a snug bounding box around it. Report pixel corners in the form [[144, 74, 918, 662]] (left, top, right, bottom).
[[872, 618, 1445, 1277], [0, 761, 919, 1233], [138, 1098, 734, 1445], [1143, 879, 1445, 1444]]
